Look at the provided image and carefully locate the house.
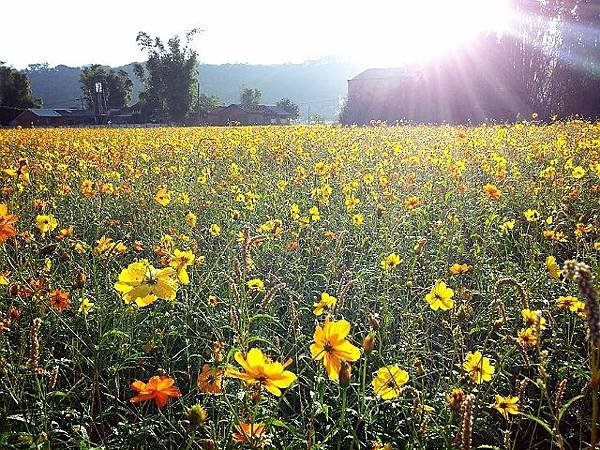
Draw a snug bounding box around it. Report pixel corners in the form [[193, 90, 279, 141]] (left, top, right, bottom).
[[343, 59, 532, 125], [10, 108, 134, 127], [205, 104, 293, 126]]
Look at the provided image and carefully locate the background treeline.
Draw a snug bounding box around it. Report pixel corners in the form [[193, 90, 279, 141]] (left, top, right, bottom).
[[22, 59, 357, 122], [341, 0, 600, 124]]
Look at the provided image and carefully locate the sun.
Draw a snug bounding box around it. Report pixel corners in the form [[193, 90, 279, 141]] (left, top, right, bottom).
[[351, 0, 513, 67]]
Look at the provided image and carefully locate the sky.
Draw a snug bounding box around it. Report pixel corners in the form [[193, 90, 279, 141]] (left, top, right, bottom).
[[1, 0, 513, 69]]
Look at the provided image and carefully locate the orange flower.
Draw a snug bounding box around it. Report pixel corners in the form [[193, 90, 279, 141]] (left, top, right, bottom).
[[197, 364, 224, 395], [0, 204, 18, 244], [232, 421, 267, 446], [130, 375, 181, 408], [449, 263, 470, 275], [483, 183, 502, 200], [48, 289, 71, 311]]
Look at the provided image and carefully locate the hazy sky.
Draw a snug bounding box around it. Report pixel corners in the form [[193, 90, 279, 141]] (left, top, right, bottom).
[[1, 0, 512, 69]]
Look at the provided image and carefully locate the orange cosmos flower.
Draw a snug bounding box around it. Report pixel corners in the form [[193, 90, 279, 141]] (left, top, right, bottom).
[[483, 183, 502, 200], [197, 364, 224, 395], [232, 421, 267, 446], [449, 263, 470, 275], [130, 375, 181, 408], [48, 289, 72, 311], [0, 204, 18, 243]]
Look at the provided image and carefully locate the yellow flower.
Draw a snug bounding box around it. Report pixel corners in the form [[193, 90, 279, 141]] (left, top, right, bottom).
[[310, 318, 361, 381], [169, 249, 195, 284], [494, 395, 519, 419], [380, 253, 401, 271], [309, 205, 320, 221], [524, 209, 540, 222], [114, 259, 179, 306], [247, 278, 265, 292], [185, 212, 197, 227], [404, 196, 420, 209], [78, 298, 94, 315], [425, 281, 454, 311], [351, 213, 364, 226], [556, 295, 585, 313], [155, 187, 172, 206], [571, 166, 586, 179], [0, 272, 8, 285], [500, 219, 515, 232], [94, 236, 126, 257], [372, 365, 409, 399], [546, 255, 561, 280], [313, 292, 337, 316], [463, 351, 495, 384], [225, 348, 296, 396], [35, 214, 58, 237], [209, 224, 221, 236], [521, 309, 546, 330]]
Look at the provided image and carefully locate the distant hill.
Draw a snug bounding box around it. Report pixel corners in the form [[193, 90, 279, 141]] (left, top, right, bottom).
[[24, 60, 365, 121]]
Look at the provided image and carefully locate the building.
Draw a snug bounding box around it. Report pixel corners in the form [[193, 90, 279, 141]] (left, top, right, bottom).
[[205, 104, 293, 126], [343, 59, 532, 125], [10, 108, 133, 127]]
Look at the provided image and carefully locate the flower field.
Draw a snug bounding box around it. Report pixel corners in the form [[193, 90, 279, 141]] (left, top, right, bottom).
[[0, 122, 599, 449]]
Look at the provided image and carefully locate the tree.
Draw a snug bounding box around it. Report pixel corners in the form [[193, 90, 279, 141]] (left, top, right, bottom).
[[135, 30, 199, 122], [197, 93, 221, 115], [0, 63, 40, 108], [240, 87, 261, 108], [276, 98, 300, 120], [79, 65, 133, 112]]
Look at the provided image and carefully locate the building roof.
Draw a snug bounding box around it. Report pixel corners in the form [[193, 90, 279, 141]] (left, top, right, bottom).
[[350, 67, 420, 81], [29, 109, 62, 117]]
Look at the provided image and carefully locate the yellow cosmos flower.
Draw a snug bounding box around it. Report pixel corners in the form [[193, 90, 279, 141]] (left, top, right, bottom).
[[351, 213, 364, 226], [372, 365, 409, 399], [35, 214, 58, 237], [500, 219, 515, 232], [185, 212, 197, 227], [209, 224, 221, 236], [313, 292, 337, 316], [155, 187, 172, 206], [380, 253, 401, 271], [247, 278, 265, 292], [169, 249, 195, 284], [225, 348, 296, 396], [546, 255, 561, 280], [524, 209, 540, 222], [463, 351, 495, 384], [494, 395, 519, 419], [114, 259, 178, 306], [78, 297, 94, 315], [425, 281, 454, 311], [310, 318, 361, 381], [571, 166, 586, 179], [521, 309, 546, 330], [556, 295, 585, 313]]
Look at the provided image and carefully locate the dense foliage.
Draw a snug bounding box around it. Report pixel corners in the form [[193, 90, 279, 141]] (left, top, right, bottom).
[[0, 122, 599, 449]]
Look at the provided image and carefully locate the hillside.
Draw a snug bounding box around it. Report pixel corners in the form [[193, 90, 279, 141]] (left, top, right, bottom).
[[25, 60, 364, 121]]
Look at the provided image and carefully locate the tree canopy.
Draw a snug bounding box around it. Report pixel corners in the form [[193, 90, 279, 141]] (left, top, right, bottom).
[[135, 30, 200, 122], [276, 98, 300, 120], [0, 63, 40, 109], [79, 65, 133, 112]]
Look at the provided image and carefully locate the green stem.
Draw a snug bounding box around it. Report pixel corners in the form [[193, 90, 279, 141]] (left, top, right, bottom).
[[337, 386, 348, 450]]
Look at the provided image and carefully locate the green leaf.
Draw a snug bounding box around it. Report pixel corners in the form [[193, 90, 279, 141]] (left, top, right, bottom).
[[519, 412, 554, 437], [558, 394, 584, 421]]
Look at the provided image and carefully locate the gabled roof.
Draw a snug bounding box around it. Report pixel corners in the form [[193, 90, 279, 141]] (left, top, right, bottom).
[[350, 67, 420, 81], [29, 109, 62, 117]]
